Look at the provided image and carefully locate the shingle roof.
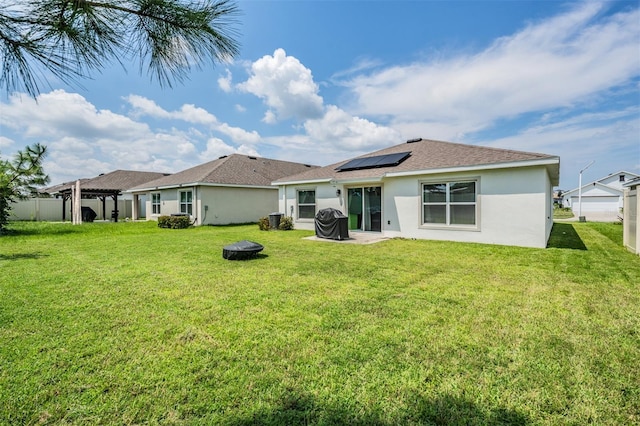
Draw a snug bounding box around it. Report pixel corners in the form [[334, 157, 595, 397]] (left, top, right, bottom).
[[129, 154, 317, 191], [45, 170, 170, 194], [274, 138, 560, 185]]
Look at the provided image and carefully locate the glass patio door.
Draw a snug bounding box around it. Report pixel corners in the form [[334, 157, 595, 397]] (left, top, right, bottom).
[[347, 186, 382, 232]]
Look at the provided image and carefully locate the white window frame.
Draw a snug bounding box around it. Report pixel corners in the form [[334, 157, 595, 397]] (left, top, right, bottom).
[[179, 190, 193, 215], [151, 192, 161, 215], [297, 189, 316, 220], [421, 179, 479, 230]]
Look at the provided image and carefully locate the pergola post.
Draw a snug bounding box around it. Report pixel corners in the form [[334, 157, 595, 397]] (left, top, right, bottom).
[[112, 193, 118, 222], [132, 194, 139, 221]]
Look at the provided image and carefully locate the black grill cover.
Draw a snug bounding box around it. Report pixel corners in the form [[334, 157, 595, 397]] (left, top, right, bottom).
[[223, 240, 264, 260], [81, 206, 97, 222], [314, 208, 349, 240]]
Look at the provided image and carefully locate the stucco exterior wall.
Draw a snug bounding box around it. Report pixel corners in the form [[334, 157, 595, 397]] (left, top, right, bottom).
[[199, 186, 278, 225], [144, 188, 180, 221], [280, 166, 553, 248], [10, 198, 132, 221], [141, 186, 278, 225]]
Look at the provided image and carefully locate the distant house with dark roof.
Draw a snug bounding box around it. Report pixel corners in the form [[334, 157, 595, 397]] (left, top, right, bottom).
[[128, 154, 317, 225], [273, 138, 560, 248]]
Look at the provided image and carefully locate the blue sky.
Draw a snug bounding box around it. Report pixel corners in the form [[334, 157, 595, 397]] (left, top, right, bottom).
[[1, 0, 639, 190]]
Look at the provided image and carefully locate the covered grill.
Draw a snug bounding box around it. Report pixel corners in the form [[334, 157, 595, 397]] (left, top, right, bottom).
[[223, 240, 264, 260], [314, 208, 349, 240]]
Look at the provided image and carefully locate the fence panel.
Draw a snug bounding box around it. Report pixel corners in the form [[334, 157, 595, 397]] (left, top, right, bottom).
[[9, 198, 133, 222]]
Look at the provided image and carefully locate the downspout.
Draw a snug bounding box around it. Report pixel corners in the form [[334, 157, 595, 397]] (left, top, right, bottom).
[[283, 184, 287, 218], [193, 186, 198, 225]]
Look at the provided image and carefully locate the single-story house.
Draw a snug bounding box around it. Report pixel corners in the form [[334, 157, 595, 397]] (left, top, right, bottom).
[[561, 171, 640, 221], [273, 138, 560, 248], [128, 154, 317, 225], [623, 177, 640, 255]]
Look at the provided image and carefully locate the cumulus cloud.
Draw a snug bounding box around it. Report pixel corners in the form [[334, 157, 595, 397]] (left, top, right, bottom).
[[126, 95, 217, 125], [235, 49, 401, 157], [218, 69, 233, 92], [124, 95, 260, 144], [2, 90, 149, 140], [199, 137, 259, 162], [238, 48, 324, 122], [303, 105, 400, 151], [0, 90, 255, 184]]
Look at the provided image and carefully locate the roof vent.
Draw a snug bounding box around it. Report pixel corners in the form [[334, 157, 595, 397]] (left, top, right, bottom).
[[218, 155, 228, 159], [406, 138, 422, 144], [248, 156, 257, 160]]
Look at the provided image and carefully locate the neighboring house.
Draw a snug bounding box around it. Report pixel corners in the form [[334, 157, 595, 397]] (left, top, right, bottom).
[[561, 171, 640, 220], [623, 177, 640, 255], [273, 138, 560, 248], [14, 170, 169, 221], [128, 154, 317, 225]]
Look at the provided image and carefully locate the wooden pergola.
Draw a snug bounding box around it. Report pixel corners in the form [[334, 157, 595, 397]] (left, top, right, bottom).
[[57, 187, 122, 222], [43, 170, 171, 223]]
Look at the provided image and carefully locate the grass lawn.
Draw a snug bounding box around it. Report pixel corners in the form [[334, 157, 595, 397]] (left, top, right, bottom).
[[1, 221, 638, 425], [552, 208, 574, 220]]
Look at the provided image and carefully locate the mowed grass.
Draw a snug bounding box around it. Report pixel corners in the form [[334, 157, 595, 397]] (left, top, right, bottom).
[[0, 221, 638, 425]]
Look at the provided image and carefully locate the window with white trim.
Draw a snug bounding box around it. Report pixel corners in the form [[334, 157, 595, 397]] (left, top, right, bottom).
[[422, 181, 477, 226], [151, 193, 161, 214], [179, 190, 193, 215], [297, 190, 316, 219]]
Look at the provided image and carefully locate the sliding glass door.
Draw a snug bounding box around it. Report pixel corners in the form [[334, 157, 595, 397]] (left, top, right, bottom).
[[347, 186, 382, 232]]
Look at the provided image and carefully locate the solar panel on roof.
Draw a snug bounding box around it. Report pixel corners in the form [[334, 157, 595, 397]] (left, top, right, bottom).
[[336, 151, 411, 172]]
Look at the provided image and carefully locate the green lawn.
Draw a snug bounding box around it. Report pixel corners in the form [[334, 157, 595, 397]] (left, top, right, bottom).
[[1, 221, 638, 425]]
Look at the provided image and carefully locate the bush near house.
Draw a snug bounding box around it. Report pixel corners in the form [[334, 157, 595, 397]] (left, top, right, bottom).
[[278, 216, 294, 230], [258, 216, 295, 231], [258, 216, 270, 231], [157, 215, 191, 229]]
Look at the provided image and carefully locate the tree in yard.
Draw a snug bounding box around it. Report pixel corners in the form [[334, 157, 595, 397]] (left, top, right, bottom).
[[0, 0, 240, 97], [0, 143, 49, 233]]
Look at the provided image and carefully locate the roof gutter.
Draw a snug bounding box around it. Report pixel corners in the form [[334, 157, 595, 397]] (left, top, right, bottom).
[[384, 157, 559, 179], [271, 178, 333, 186], [127, 182, 277, 192]]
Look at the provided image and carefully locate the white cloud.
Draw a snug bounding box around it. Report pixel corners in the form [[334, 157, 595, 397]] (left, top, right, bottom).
[[218, 69, 233, 92], [2, 90, 149, 140], [345, 2, 640, 136], [126, 95, 217, 125], [124, 95, 260, 144], [303, 105, 400, 151], [217, 123, 261, 145], [238, 48, 324, 122], [0, 136, 14, 150], [0, 90, 249, 184], [199, 137, 259, 162], [477, 107, 640, 189]]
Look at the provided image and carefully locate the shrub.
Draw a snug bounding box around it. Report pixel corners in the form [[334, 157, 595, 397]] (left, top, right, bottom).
[[158, 215, 191, 229], [258, 216, 270, 231], [278, 216, 294, 230]]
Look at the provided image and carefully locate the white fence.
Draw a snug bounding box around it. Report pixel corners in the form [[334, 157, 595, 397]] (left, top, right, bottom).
[[9, 198, 134, 222]]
